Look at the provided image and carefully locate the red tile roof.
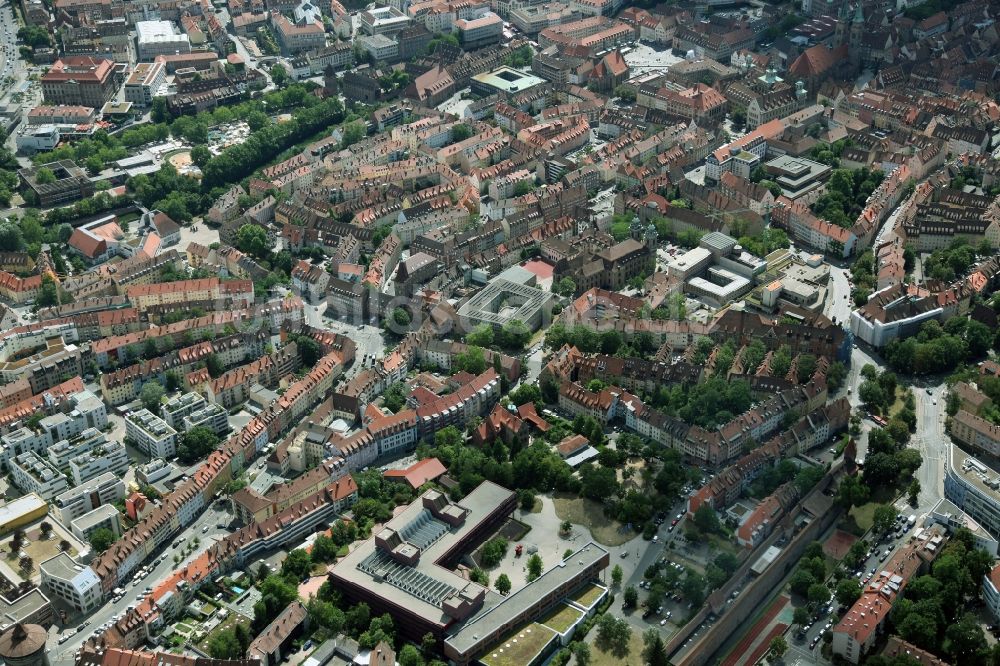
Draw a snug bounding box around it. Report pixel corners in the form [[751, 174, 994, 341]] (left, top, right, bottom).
[[383, 457, 447, 489]]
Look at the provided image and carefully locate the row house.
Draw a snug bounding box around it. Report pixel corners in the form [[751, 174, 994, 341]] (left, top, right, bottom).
[[206, 344, 300, 408]]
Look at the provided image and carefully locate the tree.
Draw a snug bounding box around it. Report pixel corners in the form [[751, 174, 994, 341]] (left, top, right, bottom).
[[494, 573, 511, 595], [611, 564, 623, 587], [191, 145, 212, 167], [793, 606, 810, 626], [556, 277, 577, 297], [208, 628, 242, 659], [151, 97, 169, 123], [642, 629, 669, 666], [39, 522, 52, 539], [572, 642, 591, 666], [808, 582, 830, 606], [480, 537, 508, 568], [835, 578, 861, 607], [178, 426, 221, 464], [908, 478, 921, 505], [340, 120, 366, 149], [398, 645, 424, 666], [873, 504, 897, 535], [18, 556, 31, 572], [451, 124, 472, 142], [596, 615, 631, 656], [205, 352, 224, 378], [140, 381, 165, 411], [269, 63, 289, 86], [294, 335, 322, 367], [234, 623, 251, 655], [236, 224, 270, 259], [769, 636, 788, 659], [694, 504, 720, 534], [89, 528, 115, 553], [621, 582, 639, 608], [526, 553, 543, 582], [311, 535, 338, 563], [34, 167, 56, 184], [59, 540, 71, 552]]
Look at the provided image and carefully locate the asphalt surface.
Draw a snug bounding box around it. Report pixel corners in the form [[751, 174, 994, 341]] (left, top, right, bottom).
[[50, 501, 236, 664]]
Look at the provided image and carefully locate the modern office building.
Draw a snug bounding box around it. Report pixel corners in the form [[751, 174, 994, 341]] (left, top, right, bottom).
[[945, 443, 1000, 541], [123, 61, 166, 107], [40, 552, 103, 613]]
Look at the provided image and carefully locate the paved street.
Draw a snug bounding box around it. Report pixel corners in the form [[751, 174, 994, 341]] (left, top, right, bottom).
[[51, 501, 236, 662]]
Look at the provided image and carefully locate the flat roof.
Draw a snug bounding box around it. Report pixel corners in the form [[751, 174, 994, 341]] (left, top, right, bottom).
[[445, 542, 608, 655], [0, 494, 46, 526], [71, 503, 120, 531], [951, 443, 1000, 505], [331, 482, 516, 627], [472, 67, 545, 93]]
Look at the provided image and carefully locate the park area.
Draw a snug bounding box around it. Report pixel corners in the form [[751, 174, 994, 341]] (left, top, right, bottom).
[[590, 627, 646, 666], [552, 493, 632, 547]]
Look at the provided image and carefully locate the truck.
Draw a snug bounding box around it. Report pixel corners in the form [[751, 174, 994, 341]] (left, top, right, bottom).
[[907, 514, 916, 527]]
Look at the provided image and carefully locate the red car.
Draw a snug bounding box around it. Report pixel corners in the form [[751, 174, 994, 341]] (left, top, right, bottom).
[[671, 519, 679, 526]]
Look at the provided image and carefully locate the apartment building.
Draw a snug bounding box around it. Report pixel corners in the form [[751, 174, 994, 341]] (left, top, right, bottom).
[[53, 472, 126, 524], [125, 409, 178, 459], [951, 409, 1000, 457], [123, 61, 166, 107], [47, 427, 109, 468], [412, 368, 502, 437], [10, 452, 69, 500], [40, 552, 103, 613], [161, 392, 209, 430], [126, 278, 253, 313], [182, 403, 229, 436], [69, 441, 130, 486], [41, 57, 118, 108], [831, 528, 945, 663], [70, 504, 122, 543]]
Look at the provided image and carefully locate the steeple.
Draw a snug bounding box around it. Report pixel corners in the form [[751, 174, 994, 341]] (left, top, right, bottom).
[[853, 2, 864, 23]]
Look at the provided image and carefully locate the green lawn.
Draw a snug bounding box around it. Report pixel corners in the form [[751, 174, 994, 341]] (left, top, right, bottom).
[[480, 624, 557, 666], [539, 603, 582, 633], [590, 626, 646, 666], [195, 613, 246, 653], [848, 502, 877, 533], [569, 583, 605, 609]]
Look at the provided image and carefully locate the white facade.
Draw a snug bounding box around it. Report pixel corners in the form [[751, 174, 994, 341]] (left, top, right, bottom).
[[10, 452, 68, 500], [70, 504, 123, 543], [16, 125, 60, 152], [126, 408, 178, 459], [69, 441, 130, 486], [182, 403, 229, 436], [136, 20, 192, 60], [54, 472, 126, 524], [41, 552, 103, 613]]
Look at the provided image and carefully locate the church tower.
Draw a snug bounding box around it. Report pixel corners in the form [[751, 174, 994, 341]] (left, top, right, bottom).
[[849, 3, 864, 69], [834, 0, 850, 47]]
